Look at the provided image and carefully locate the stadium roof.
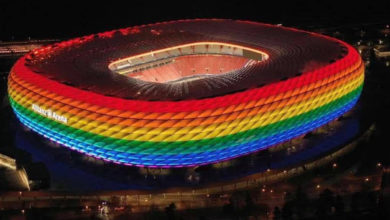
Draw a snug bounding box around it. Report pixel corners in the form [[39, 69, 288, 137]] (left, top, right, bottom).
[[24, 19, 347, 101]]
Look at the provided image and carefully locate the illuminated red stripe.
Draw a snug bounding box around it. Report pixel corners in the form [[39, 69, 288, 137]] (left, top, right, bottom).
[[12, 43, 360, 113]]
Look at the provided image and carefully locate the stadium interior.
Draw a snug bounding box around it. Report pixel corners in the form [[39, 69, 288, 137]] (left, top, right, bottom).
[[108, 42, 267, 83]]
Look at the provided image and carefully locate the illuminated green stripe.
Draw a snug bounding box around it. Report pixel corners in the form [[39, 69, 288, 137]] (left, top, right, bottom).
[[9, 85, 362, 155]]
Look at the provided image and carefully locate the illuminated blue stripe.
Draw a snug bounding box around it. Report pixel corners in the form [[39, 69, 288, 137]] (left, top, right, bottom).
[[12, 96, 359, 167]]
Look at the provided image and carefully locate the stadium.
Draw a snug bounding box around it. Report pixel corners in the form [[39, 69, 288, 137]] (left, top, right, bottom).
[[7, 19, 364, 168]]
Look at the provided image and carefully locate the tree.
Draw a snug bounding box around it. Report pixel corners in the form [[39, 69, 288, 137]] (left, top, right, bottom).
[[222, 200, 234, 216], [350, 192, 360, 214], [145, 204, 162, 220], [165, 202, 176, 220], [293, 186, 309, 218], [316, 188, 335, 219], [281, 191, 294, 220], [273, 206, 282, 220], [243, 191, 255, 217], [334, 195, 345, 216], [281, 202, 293, 220]]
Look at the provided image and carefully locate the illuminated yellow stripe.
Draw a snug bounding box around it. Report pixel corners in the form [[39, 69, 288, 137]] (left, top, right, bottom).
[[8, 67, 360, 129], [9, 71, 362, 135], [9, 73, 363, 142], [9, 60, 364, 121]]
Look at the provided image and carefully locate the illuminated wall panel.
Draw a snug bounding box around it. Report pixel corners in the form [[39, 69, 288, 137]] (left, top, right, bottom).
[[7, 19, 364, 167]]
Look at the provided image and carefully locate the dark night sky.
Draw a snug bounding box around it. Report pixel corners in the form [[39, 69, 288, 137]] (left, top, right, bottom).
[[1, 0, 390, 40]]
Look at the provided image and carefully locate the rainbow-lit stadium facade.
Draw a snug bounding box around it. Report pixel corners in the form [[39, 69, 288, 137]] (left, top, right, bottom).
[[8, 19, 364, 167]]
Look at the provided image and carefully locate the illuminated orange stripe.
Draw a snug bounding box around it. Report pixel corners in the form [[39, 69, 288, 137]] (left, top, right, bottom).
[[9, 60, 364, 123], [9, 74, 362, 141], [9, 63, 363, 127], [9, 64, 362, 123], [9, 67, 363, 131]]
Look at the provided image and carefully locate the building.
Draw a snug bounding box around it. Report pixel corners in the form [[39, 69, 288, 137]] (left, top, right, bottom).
[[8, 19, 364, 168]]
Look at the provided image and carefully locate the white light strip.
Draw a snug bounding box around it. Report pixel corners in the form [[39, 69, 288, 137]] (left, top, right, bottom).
[[108, 41, 269, 71]]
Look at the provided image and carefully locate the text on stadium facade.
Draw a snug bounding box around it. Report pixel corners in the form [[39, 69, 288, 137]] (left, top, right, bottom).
[[31, 104, 68, 124]]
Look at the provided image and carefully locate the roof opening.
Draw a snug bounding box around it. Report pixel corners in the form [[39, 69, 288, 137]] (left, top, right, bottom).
[[108, 42, 269, 83]]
